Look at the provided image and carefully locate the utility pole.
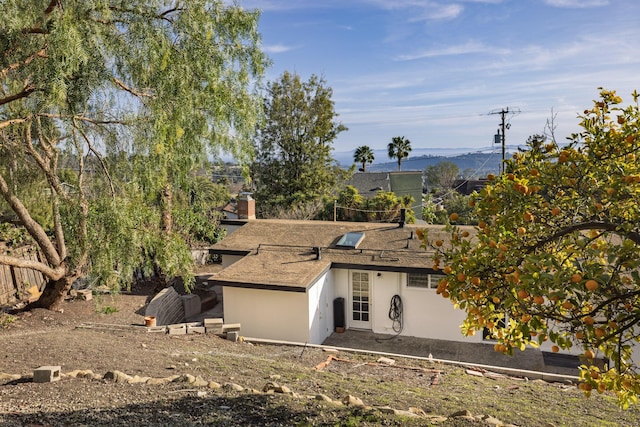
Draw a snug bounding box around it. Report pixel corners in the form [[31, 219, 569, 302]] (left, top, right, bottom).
[[489, 107, 520, 174]]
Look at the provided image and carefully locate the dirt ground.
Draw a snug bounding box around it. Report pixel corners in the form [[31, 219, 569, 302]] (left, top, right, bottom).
[[1, 281, 640, 426]]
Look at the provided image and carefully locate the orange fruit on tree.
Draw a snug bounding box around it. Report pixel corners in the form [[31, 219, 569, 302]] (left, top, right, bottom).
[[443, 266, 452, 274], [435, 239, 443, 247], [517, 227, 526, 235], [457, 272, 466, 282], [576, 331, 584, 340], [571, 273, 582, 283], [533, 295, 545, 305], [449, 212, 459, 221], [487, 173, 495, 180], [583, 316, 595, 325], [561, 301, 574, 310], [584, 349, 595, 359], [551, 345, 560, 353], [585, 279, 598, 291], [517, 289, 529, 300], [523, 212, 534, 222], [595, 328, 606, 338], [551, 207, 561, 216], [471, 276, 481, 286]]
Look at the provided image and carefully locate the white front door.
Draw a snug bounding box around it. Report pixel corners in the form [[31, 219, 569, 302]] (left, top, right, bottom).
[[350, 271, 371, 329]]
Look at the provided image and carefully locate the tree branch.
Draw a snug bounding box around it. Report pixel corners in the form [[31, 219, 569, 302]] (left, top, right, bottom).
[[0, 172, 62, 268], [74, 119, 115, 199], [0, 255, 65, 281], [113, 78, 154, 98], [527, 221, 640, 253], [0, 83, 36, 107], [0, 46, 48, 80], [0, 118, 28, 130]]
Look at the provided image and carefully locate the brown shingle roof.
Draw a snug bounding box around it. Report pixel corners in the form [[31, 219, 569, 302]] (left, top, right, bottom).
[[210, 219, 470, 291]]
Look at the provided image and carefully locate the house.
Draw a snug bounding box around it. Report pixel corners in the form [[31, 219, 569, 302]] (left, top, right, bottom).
[[210, 217, 475, 346], [346, 171, 424, 220]]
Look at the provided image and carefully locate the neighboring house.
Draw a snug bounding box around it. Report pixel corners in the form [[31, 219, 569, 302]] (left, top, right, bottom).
[[452, 178, 489, 196], [210, 217, 475, 346], [346, 171, 424, 220]]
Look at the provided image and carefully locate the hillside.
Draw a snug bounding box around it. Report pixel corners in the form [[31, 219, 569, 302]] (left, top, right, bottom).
[[1, 282, 639, 426], [366, 151, 508, 176]]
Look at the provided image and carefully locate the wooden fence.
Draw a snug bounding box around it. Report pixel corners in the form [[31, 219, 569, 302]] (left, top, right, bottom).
[[0, 245, 47, 306]]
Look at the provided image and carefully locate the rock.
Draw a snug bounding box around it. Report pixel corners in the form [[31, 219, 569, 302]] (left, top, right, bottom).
[[223, 382, 244, 392], [0, 372, 21, 381], [208, 381, 222, 389], [263, 381, 280, 392], [173, 374, 196, 384], [394, 409, 419, 417], [193, 376, 209, 387], [323, 348, 339, 353], [466, 369, 484, 377], [197, 391, 207, 397], [449, 409, 473, 418], [277, 385, 292, 394], [342, 395, 365, 407], [482, 415, 503, 425], [146, 377, 174, 385], [103, 370, 132, 383], [127, 375, 151, 384], [409, 407, 427, 417], [427, 415, 448, 423], [315, 394, 333, 402], [376, 406, 396, 414], [377, 357, 396, 365], [269, 374, 281, 380]]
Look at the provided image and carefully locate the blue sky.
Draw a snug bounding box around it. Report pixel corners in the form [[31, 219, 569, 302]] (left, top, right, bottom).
[[241, 0, 640, 162]]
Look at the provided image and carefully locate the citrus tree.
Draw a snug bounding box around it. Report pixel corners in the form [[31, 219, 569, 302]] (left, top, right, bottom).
[[422, 89, 640, 407]]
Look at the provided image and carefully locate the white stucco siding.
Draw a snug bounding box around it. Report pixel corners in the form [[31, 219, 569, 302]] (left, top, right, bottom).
[[370, 271, 401, 335], [307, 271, 335, 344], [222, 287, 309, 343]]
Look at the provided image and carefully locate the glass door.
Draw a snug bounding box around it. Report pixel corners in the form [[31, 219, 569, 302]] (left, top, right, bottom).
[[350, 271, 371, 329]]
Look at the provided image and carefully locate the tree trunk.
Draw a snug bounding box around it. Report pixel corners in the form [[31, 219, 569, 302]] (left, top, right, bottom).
[[26, 276, 74, 311]]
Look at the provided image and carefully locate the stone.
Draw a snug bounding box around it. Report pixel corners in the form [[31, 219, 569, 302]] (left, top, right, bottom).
[[0, 372, 22, 382], [70, 289, 93, 301], [263, 381, 280, 392], [483, 415, 503, 425], [193, 376, 209, 387], [315, 394, 333, 402], [409, 407, 427, 417], [223, 382, 244, 392], [449, 409, 473, 418], [127, 375, 151, 384], [204, 318, 224, 334], [377, 406, 396, 414], [377, 357, 396, 365], [394, 409, 419, 418], [226, 331, 239, 342], [342, 395, 365, 407], [208, 381, 222, 389], [323, 348, 339, 353], [103, 370, 132, 383], [147, 326, 167, 333], [33, 366, 61, 383]]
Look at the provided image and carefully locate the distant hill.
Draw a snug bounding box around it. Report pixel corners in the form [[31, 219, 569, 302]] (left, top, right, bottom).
[[362, 151, 510, 178]]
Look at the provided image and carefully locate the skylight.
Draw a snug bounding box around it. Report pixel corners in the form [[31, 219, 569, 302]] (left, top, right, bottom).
[[336, 232, 365, 249]]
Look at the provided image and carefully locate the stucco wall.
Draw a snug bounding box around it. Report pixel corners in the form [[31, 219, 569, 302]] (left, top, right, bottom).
[[307, 270, 335, 344], [223, 286, 309, 343]]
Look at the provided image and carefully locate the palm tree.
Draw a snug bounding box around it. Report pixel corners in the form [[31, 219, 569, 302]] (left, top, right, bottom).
[[353, 145, 375, 172], [387, 136, 412, 171]]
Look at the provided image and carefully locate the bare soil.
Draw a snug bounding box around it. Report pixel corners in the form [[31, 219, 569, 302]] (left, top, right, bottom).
[[1, 280, 640, 426]]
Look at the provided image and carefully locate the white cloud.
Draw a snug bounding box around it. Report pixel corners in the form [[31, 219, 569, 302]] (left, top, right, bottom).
[[263, 44, 296, 54], [543, 0, 609, 8], [396, 41, 509, 61]]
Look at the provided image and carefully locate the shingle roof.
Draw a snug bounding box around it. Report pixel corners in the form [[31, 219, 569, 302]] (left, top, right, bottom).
[[210, 219, 471, 292]]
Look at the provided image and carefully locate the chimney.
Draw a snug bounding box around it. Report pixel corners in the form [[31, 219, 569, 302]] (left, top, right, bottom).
[[313, 246, 322, 260], [237, 192, 256, 220]]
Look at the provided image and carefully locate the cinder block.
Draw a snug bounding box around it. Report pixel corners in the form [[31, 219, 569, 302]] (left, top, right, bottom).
[[188, 325, 206, 334], [147, 326, 167, 333], [204, 318, 223, 334], [168, 324, 187, 335], [34, 366, 61, 383], [226, 331, 239, 342], [222, 323, 241, 332]]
